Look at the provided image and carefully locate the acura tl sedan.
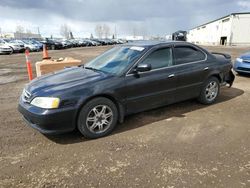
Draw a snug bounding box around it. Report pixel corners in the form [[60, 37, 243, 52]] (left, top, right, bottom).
[[18, 41, 235, 139]]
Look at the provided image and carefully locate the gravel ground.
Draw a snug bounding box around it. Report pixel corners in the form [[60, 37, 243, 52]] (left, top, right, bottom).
[[0, 45, 249, 188]]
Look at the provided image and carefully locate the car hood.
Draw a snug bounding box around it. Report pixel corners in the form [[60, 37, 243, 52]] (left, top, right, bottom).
[[0, 44, 11, 48], [240, 52, 250, 60], [27, 67, 111, 95]]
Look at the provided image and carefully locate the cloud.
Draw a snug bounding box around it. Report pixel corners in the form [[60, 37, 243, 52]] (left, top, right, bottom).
[[0, 0, 248, 37], [237, 0, 250, 9]]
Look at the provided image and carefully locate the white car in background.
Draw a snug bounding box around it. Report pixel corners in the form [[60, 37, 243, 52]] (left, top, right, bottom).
[[12, 40, 39, 52], [0, 42, 13, 54], [0, 39, 25, 53]]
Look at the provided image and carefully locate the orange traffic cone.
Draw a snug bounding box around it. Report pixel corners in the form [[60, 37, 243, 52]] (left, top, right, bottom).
[[42, 44, 51, 59], [25, 49, 33, 81]]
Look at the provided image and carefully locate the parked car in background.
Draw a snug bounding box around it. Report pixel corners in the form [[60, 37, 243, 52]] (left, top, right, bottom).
[[41, 39, 63, 50], [172, 30, 187, 41], [0, 42, 13, 54], [0, 39, 25, 53], [60, 39, 73, 48], [18, 41, 235, 139], [89, 40, 101, 46], [81, 39, 95, 46], [234, 52, 250, 74], [92, 39, 107, 45], [113, 39, 125, 44], [77, 39, 88, 47], [22, 40, 41, 51], [11, 40, 39, 52], [30, 40, 43, 50]]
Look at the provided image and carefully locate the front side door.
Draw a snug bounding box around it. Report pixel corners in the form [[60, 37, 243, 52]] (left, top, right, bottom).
[[123, 47, 178, 114], [173, 45, 210, 101]]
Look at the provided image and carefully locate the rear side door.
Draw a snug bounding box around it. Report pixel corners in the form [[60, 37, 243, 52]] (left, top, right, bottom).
[[124, 46, 178, 114], [173, 45, 210, 101]]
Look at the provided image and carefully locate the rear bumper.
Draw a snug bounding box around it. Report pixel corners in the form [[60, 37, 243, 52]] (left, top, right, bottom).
[[224, 70, 235, 87], [18, 100, 77, 134]]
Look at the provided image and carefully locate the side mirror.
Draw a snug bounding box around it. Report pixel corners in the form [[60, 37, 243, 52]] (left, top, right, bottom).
[[136, 64, 152, 72]]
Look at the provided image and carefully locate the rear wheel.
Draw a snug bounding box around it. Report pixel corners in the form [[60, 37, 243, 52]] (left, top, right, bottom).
[[198, 77, 220, 104], [77, 97, 118, 139]]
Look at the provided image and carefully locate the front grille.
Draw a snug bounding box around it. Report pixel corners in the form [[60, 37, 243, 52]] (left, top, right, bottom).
[[237, 67, 250, 72], [22, 89, 32, 103]]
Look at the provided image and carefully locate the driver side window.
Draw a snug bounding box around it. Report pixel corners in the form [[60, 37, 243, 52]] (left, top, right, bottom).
[[140, 48, 173, 70]]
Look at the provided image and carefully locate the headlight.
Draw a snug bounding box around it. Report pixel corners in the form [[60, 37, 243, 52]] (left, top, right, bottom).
[[31, 97, 60, 109], [236, 58, 243, 63]]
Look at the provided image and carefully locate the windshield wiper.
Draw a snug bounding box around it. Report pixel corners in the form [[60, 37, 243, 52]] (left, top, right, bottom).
[[84, 66, 113, 75], [84, 66, 105, 73]]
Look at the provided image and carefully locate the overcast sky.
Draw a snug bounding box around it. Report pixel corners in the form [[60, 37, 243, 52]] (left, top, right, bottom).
[[0, 0, 249, 38]]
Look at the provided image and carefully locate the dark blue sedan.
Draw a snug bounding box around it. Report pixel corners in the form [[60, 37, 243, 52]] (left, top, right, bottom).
[[18, 41, 235, 139], [234, 52, 250, 74]]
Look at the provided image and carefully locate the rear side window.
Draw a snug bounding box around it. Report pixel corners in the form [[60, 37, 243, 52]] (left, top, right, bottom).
[[174, 46, 205, 65], [141, 48, 173, 69]]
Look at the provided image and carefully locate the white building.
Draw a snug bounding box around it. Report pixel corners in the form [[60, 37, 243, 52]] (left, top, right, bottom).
[[125, 35, 144, 40], [188, 12, 250, 46], [0, 32, 42, 39]]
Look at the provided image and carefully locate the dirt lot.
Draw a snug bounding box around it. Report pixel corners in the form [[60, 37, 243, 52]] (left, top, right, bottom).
[[0, 45, 249, 188]]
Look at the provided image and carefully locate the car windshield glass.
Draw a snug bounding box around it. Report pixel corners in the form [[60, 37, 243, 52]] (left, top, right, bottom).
[[14, 40, 24, 44], [85, 46, 145, 75], [23, 41, 32, 44]]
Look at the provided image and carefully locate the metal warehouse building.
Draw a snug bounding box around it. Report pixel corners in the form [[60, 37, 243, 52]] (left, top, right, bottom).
[[188, 12, 250, 46]]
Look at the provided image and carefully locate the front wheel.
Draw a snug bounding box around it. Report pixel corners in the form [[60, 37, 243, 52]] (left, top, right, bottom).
[[198, 77, 220, 104], [26, 47, 31, 52], [77, 97, 118, 139]]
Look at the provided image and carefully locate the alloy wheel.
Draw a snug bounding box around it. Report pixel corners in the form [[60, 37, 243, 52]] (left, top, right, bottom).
[[205, 81, 219, 102], [86, 105, 113, 134]]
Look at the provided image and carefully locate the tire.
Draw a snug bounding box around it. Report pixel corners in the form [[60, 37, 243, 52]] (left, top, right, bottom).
[[77, 97, 118, 139], [10, 47, 14, 54], [198, 77, 220, 104], [8, 50, 13, 55]]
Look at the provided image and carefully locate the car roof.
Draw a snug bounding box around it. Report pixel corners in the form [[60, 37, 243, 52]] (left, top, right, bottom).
[[123, 40, 189, 48]]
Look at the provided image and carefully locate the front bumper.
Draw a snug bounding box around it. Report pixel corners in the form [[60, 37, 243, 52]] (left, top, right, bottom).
[[12, 47, 23, 52], [0, 49, 12, 54], [18, 99, 77, 134], [233, 60, 250, 73]]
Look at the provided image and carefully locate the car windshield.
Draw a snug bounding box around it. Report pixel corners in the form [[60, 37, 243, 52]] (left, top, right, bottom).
[[31, 40, 39, 44], [23, 40, 32, 44], [12, 40, 23, 44], [85, 46, 145, 75]]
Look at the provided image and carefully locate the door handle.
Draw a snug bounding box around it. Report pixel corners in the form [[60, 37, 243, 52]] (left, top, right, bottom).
[[204, 67, 209, 71], [168, 74, 175, 78]]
